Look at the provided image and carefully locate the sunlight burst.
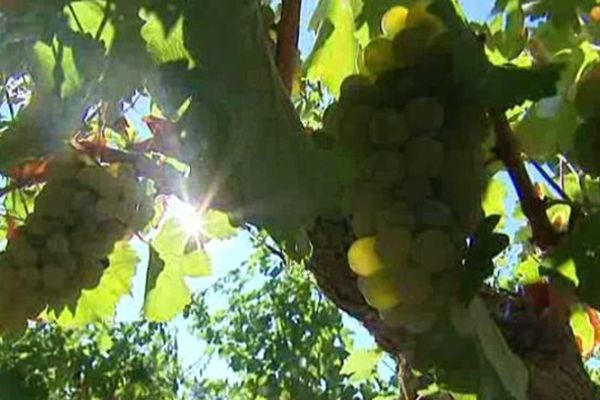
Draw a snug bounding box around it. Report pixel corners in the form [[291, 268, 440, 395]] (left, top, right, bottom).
[[169, 197, 205, 237]]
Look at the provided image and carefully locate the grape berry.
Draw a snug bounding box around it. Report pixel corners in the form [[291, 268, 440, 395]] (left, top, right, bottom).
[[0, 152, 154, 333], [326, 5, 490, 334]]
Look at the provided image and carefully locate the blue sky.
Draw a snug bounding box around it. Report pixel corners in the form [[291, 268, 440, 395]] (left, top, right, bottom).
[[116, 0, 498, 382]]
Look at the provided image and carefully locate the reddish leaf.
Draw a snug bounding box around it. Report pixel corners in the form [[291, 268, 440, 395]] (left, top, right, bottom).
[[576, 335, 584, 354], [7, 216, 20, 241], [142, 116, 182, 158], [586, 307, 600, 349], [10, 157, 52, 184], [112, 117, 130, 137]]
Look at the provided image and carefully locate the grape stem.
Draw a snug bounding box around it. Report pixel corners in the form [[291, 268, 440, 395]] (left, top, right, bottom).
[[276, 0, 302, 94], [489, 109, 559, 251]]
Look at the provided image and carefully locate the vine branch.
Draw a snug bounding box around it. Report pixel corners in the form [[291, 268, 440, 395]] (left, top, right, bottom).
[[276, 0, 302, 94], [489, 109, 559, 251]]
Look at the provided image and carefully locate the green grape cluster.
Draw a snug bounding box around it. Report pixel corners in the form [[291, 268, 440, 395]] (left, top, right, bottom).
[[328, 8, 490, 335], [0, 152, 154, 334]]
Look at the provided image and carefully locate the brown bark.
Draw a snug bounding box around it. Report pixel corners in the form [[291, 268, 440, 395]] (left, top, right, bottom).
[[308, 217, 597, 400], [276, 0, 301, 94]]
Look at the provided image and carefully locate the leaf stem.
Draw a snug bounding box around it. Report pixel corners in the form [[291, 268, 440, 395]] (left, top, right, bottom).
[[4, 84, 14, 120], [68, 4, 85, 33], [95, 0, 113, 41], [276, 0, 302, 94], [489, 108, 558, 250]]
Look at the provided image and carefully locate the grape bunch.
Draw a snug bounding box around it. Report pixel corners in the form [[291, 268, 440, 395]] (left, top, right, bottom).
[[323, 4, 490, 334], [0, 152, 154, 333]]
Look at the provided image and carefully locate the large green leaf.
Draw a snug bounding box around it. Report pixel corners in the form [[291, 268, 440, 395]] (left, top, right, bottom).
[[550, 212, 600, 308], [570, 305, 595, 356], [340, 348, 382, 383], [143, 217, 211, 321], [201, 209, 237, 240], [469, 297, 529, 400], [305, 0, 360, 96], [140, 11, 193, 67], [515, 96, 579, 159], [66, 0, 115, 49], [482, 176, 510, 229], [180, 0, 346, 231], [52, 242, 139, 327]]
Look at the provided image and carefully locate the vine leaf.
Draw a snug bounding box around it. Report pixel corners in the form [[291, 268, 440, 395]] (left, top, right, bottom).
[[340, 348, 382, 383], [570, 305, 595, 357], [140, 11, 194, 67], [50, 242, 139, 327], [459, 216, 509, 303], [66, 0, 116, 49], [469, 297, 529, 400], [305, 0, 360, 96], [482, 177, 510, 229], [143, 217, 211, 322], [550, 212, 600, 309], [515, 96, 578, 159], [0, 370, 34, 400], [201, 209, 237, 240]]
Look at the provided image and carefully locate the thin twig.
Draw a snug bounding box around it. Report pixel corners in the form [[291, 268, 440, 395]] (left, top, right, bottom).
[[4, 87, 14, 120], [529, 159, 571, 202], [95, 0, 113, 41], [490, 109, 558, 251], [276, 0, 302, 94], [68, 4, 85, 33], [559, 158, 565, 193]]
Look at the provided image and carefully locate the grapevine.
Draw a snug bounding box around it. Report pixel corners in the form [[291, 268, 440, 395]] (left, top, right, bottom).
[[323, 4, 490, 334], [0, 150, 154, 333]]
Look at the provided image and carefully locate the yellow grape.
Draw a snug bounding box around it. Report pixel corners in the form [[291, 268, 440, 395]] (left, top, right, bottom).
[[357, 271, 402, 310], [412, 229, 456, 273], [380, 294, 443, 333], [375, 227, 412, 269], [405, 1, 446, 43], [381, 6, 409, 38], [347, 237, 385, 277], [363, 38, 396, 76], [395, 268, 432, 305]]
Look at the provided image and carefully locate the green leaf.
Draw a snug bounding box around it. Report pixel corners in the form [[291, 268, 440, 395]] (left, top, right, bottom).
[[482, 176, 510, 228], [66, 0, 115, 49], [570, 305, 595, 356], [469, 297, 529, 400], [340, 348, 382, 383], [0, 371, 35, 400], [143, 218, 212, 322], [550, 212, 600, 308], [481, 63, 563, 109], [515, 257, 542, 285], [52, 242, 139, 327], [515, 96, 578, 159], [140, 11, 194, 67], [201, 210, 237, 240], [460, 216, 509, 303], [181, 0, 346, 230], [305, 0, 360, 96]]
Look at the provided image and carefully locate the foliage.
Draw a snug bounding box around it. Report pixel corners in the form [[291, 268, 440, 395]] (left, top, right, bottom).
[[186, 232, 397, 400], [3, 0, 600, 398], [0, 321, 185, 400]]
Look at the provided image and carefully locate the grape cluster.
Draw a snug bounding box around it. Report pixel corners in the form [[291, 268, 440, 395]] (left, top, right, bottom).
[[0, 153, 154, 333], [323, 5, 490, 334]]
